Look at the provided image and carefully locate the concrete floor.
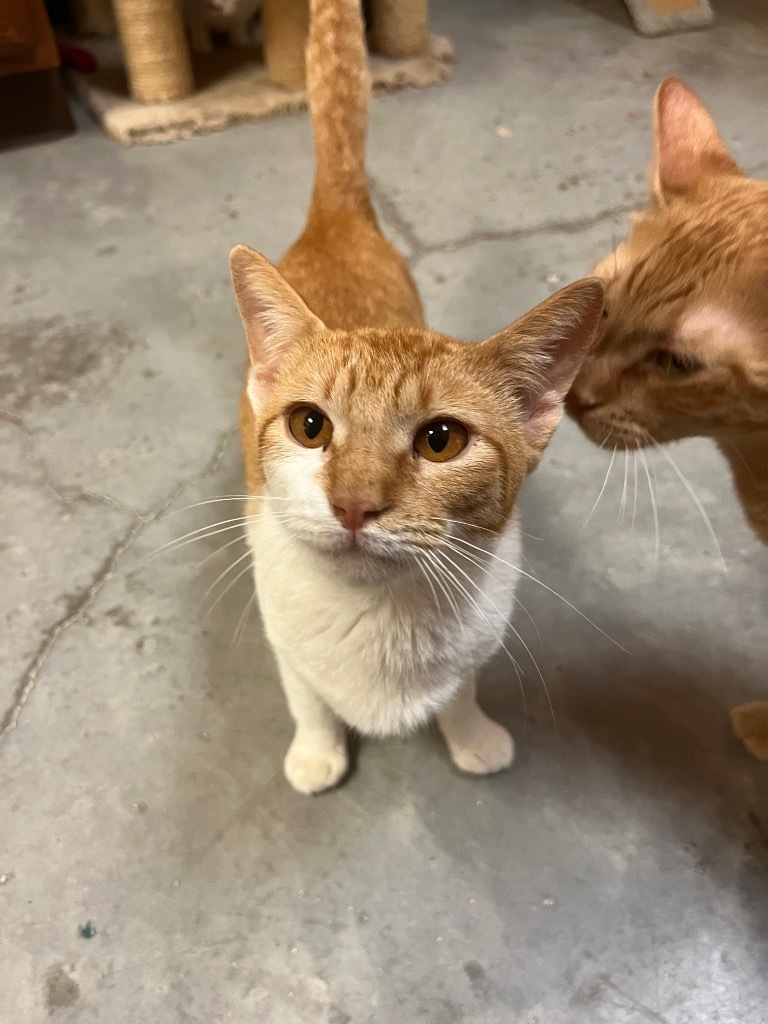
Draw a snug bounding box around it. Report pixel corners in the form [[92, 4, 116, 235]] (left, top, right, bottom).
[[2, 0, 767, 1020]]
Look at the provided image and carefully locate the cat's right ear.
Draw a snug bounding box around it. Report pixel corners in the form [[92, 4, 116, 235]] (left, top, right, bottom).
[[229, 245, 325, 405], [651, 78, 740, 201]]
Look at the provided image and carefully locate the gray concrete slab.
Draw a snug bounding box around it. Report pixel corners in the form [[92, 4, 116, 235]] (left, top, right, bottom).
[[1, 1, 767, 1022]]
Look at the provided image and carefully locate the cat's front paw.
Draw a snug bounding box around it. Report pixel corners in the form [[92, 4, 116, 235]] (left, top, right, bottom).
[[284, 739, 349, 794], [442, 714, 514, 775]]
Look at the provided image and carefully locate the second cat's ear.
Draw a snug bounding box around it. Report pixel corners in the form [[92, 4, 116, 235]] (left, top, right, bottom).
[[230, 244, 325, 405], [650, 77, 740, 201], [483, 279, 604, 461]]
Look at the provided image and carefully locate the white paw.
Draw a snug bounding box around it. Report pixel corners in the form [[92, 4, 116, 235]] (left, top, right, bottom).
[[284, 740, 349, 795], [445, 717, 514, 775]]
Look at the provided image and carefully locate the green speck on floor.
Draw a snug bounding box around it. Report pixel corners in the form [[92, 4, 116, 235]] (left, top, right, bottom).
[[78, 921, 97, 939]]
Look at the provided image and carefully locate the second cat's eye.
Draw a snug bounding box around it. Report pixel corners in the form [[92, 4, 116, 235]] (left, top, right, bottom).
[[288, 405, 333, 449], [649, 348, 703, 377], [414, 419, 470, 463]]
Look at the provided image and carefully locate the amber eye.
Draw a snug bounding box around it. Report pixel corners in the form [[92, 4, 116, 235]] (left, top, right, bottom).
[[288, 406, 333, 449], [414, 419, 470, 463], [649, 349, 703, 377]]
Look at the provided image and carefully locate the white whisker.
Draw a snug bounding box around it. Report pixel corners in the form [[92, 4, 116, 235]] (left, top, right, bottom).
[[419, 552, 463, 629], [202, 548, 254, 606], [164, 494, 305, 518], [657, 447, 726, 572], [631, 451, 638, 529], [426, 551, 528, 720], [440, 536, 544, 652], [449, 534, 630, 654], [440, 544, 554, 727], [584, 446, 617, 529], [194, 530, 247, 572], [204, 559, 254, 620], [233, 590, 256, 648], [638, 448, 660, 564], [414, 557, 441, 615], [147, 511, 293, 564], [619, 450, 629, 522]]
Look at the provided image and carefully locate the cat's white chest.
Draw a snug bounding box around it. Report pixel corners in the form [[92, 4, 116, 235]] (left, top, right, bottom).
[[248, 512, 521, 736]]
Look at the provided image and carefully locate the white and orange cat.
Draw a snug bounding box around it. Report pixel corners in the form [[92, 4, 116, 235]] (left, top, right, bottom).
[[230, 0, 603, 793], [567, 78, 768, 761]]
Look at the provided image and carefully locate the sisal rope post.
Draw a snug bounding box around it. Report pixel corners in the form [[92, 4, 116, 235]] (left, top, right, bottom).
[[112, 0, 194, 103], [370, 0, 429, 57], [262, 0, 310, 90]]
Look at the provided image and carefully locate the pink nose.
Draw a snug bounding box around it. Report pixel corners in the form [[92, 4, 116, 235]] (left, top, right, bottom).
[[331, 499, 385, 533]]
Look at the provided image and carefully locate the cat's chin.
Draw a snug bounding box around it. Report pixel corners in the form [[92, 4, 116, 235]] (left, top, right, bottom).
[[294, 529, 413, 577]]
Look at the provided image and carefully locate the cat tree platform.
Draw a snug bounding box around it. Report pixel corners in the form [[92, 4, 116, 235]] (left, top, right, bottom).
[[71, 0, 453, 146]]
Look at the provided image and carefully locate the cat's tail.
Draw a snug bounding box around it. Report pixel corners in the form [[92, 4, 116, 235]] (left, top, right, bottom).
[[306, 0, 375, 221]]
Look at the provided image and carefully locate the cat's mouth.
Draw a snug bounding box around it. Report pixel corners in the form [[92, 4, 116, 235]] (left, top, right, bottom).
[[573, 410, 654, 451]]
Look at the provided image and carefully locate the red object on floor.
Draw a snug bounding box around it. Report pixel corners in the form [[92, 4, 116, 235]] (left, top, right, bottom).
[[57, 43, 97, 73]]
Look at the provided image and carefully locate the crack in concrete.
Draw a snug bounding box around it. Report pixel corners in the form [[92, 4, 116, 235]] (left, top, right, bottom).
[[0, 408, 140, 516], [410, 201, 637, 265], [0, 429, 233, 743], [369, 176, 427, 259], [372, 157, 768, 270]]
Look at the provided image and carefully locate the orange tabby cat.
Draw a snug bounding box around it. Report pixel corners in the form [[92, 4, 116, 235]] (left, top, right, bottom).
[[567, 77, 768, 761], [230, 0, 603, 793]]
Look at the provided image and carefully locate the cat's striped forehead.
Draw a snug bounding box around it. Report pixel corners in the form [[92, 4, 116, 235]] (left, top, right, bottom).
[[293, 327, 481, 422]]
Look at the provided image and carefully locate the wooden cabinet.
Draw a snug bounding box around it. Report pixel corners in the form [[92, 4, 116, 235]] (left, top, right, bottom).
[[0, 0, 73, 148]]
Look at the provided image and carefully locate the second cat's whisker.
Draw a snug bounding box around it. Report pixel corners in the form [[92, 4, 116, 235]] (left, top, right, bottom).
[[619, 450, 629, 522], [639, 448, 660, 564], [583, 444, 617, 529], [631, 451, 639, 529], [656, 446, 727, 572]]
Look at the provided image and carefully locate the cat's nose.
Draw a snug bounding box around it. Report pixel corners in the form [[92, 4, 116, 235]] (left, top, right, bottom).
[[331, 498, 385, 533]]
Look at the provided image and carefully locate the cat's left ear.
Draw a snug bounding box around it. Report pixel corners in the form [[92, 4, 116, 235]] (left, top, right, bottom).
[[651, 78, 741, 201], [230, 244, 326, 405], [483, 279, 604, 459]]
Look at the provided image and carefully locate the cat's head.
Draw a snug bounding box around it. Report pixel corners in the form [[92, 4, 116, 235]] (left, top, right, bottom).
[[231, 245, 602, 573], [568, 78, 768, 449]]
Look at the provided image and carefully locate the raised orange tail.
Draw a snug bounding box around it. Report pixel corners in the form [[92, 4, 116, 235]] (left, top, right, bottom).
[[306, 0, 374, 220]]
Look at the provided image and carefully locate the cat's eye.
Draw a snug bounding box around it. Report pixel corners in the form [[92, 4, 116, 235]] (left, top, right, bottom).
[[649, 349, 703, 377], [288, 405, 333, 449], [414, 419, 469, 463]]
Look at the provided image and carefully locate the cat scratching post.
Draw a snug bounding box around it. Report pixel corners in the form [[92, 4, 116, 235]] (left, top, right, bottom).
[[623, 0, 714, 36], [371, 0, 429, 57], [71, 0, 453, 144], [262, 0, 310, 89], [111, 0, 194, 102]]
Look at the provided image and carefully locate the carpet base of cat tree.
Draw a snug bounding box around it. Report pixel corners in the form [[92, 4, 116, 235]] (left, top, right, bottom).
[[69, 35, 453, 147], [624, 0, 714, 36]]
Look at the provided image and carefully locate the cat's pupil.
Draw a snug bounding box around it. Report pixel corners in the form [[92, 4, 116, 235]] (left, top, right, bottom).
[[304, 411, 324, 439], [427, 423, 450, 453]]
